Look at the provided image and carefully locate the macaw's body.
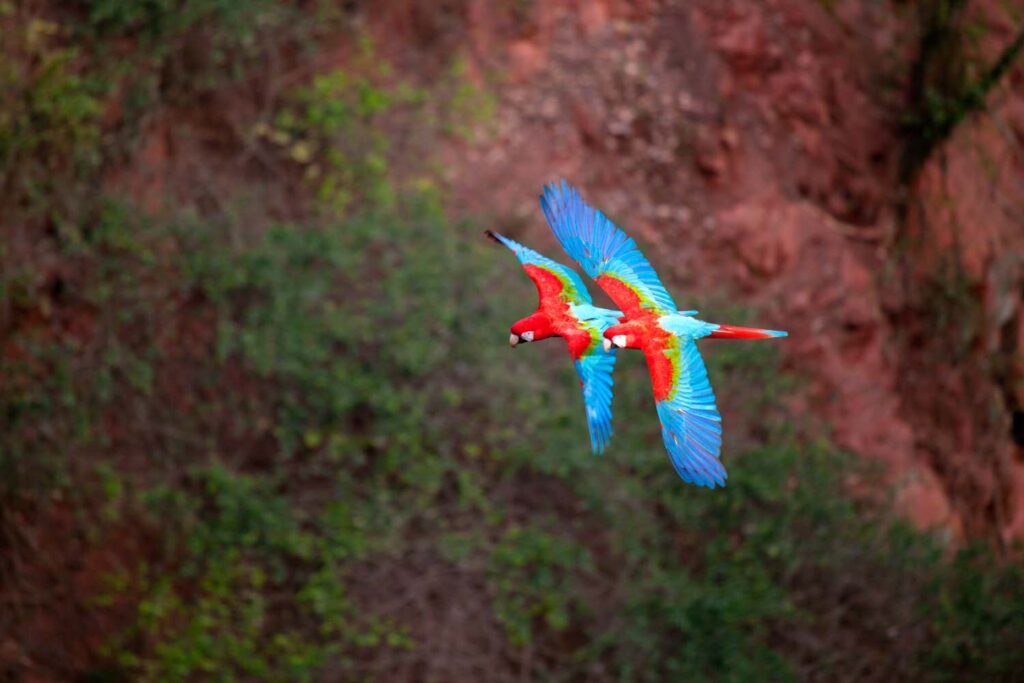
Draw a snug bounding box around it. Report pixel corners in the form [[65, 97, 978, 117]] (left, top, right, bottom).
[[540, 181, 787, 488], [486, 230, 621, 453]]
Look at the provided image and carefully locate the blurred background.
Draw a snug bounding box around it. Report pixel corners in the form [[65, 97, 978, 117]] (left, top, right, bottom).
[[2, 0, 1024, 680]]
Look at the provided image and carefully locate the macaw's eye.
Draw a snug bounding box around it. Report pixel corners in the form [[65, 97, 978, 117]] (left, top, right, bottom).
[[521, 331, 535, 342]]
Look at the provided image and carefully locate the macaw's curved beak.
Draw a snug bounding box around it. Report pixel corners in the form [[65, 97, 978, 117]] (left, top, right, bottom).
[[604, 335, 627, 351], [509, 333, 520, 347]]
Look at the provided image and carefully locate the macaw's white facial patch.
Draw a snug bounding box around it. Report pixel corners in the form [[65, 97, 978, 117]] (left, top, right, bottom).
[[612, 334, 627, 348], [521, 331, 535, 342]]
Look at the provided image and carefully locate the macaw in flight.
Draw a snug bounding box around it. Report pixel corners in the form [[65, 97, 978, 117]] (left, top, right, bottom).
[[486, 230, 621, 454], [539, 180, 787, 489]]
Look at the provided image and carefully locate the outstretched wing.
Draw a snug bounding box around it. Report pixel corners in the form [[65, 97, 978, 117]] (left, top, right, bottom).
[[650, 336, 725, 488], [574, 332, 617, 454], [487, 230, 592, 306], [540, 180, 677, 317], [489, 230, 619, 454]]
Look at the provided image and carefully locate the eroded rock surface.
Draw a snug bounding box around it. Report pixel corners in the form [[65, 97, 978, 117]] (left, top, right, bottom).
[[386, 0, 1024, 541]]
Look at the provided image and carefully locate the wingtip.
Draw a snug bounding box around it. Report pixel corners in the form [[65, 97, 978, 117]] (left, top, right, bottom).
[[692, 468, 728, 489], [483, 229, 502, 244], [541, 178, 576, 200], [540, 180, 565, 208]]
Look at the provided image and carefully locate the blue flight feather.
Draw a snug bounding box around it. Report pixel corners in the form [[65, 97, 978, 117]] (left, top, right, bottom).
[[527, 181, 789, 488], [575, 348, 617, 454], [489, 229, 620, 455], [488, 230, 593, 304], [539, 180, 678, 314], [655, 337, 726, 488]]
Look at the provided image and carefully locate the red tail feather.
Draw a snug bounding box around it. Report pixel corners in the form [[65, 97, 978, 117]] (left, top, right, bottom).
[[708, 324, 787, 340]]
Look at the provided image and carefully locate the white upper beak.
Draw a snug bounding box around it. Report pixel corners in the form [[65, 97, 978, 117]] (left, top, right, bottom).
[[602, 338, 613, 352], [509, 333, 519, 347]]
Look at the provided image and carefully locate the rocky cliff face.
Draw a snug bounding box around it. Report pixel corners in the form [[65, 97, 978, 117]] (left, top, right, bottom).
[[362, 0, 1024, 541]]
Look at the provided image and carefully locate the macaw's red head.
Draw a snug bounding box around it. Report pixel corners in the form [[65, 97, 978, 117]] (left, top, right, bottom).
[[509, 312, 555, 347], [603, 322, 643, 351]]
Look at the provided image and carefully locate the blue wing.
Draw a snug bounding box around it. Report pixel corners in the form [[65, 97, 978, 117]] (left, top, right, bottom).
[[539, 180, 678, 315], [575, 347, 617, 454], [654, 337, 726, 488], [487, 230, 592, 304], [490, 230, 619, 453]]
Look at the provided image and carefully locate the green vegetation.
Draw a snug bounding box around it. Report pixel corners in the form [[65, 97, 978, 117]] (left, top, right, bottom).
[[2, 2, 1023, 681], [487, 525, 593, 647], [6, 181, 1024, 680], [0, 15, 103, 226], [900, 0, 1024, 186], [261, 37, 418, 213]]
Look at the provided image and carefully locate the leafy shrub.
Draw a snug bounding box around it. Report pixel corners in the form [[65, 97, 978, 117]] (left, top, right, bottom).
[[924, 546, 1024, 681], [487, 525, 593, 647], [0, 16, 103, 222], [82, 0, 306, 96], [5, 179, 1024, 681]]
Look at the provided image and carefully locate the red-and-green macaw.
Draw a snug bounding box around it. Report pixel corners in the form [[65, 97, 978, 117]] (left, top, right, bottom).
[[486, 230, 621, 454], [540, 180, 787, 488]]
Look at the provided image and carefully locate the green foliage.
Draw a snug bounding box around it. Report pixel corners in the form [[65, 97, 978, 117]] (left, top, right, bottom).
[[70, 187, 510, 677], [257, 37, 448, 214], [86, 0, 281, 45], [255, 38, 496, 214], [114, 463, 409, 680], [487, 525, 592, 646], [262, 63, 409, 213], [900, 0, 1024, 183], [925, 547, 1024, 680], [6, 179, 1024, 680], [0, 328, 99, 496], [0, 1, 336, 233], [588, 438, 843, 681], [0, 18, 103, 220], [436, 54, 498, 141], [83, 0, 303, 96]]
